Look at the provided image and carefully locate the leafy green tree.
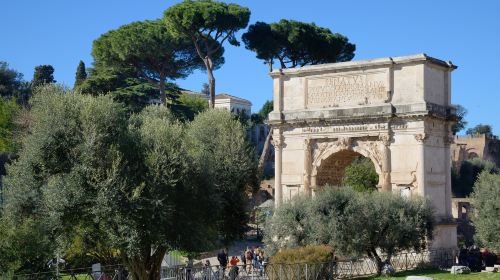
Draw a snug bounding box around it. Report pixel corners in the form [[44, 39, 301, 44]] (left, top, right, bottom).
[[185, 109, 258, 243], [164, 0, 251, 108], [471, 171, 500, 252], [80, 66, 182, 114], [176, 93, 208, 121], [0, 62, 23, 98], [243, 20, 355, 71], [452, 158, 498, 197], [265, 187, 434, 275], [92, 20, 203, 105], [343, 157, 378, 192], [2, 86, 256, 278], [0, 98, 20, 152], [0, 218, 53, 276], [0, 62, 30, 104], [258, 100, 273, 121], [201, 83, 210, 97], [32, 65, 56, 88], [466, 124, 494, 137], [452, 104, 467, 135], [74, 60, 87, 88]]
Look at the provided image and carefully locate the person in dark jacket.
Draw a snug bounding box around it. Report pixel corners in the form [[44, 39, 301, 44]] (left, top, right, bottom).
[[217, 249, 228, 272]]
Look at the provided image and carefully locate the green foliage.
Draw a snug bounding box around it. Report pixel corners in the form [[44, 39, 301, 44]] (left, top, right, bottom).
[[270, 245, 334, 264], [80, 66, 182, 114], [265, 188, 434, 274], [201, 83, 209, 96], [0, 218, 53, 275], [185, 109, 258, 243], [176, 93, 208, 121], [250, 100, 273, 124], [74, 60, 87, 89], [164, 0, 250, 107], [466, 124, 494, 137], [91, 19, 203, 105], [343, 157, 378, 192], [164, 0, 250, 48], [0, 62, 24, 99], [0, 98, 20, 152], [452, 104, 467, 135], [452, 158, 498, 197], [0, 62, 31, 104], [471, 171, 500, 252], [259, 100, 273, 119], [2, 89, 256, 276], [32, 65, 55, 88], [242, 20, 355, 70]]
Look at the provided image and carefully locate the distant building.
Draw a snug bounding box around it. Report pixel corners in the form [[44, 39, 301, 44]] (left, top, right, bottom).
[[214, 93, 252, 117], [451, 134, 500, 169]]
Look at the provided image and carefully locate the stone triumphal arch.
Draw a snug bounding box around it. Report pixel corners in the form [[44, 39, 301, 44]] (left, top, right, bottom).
[[268, 54, 457, 249]]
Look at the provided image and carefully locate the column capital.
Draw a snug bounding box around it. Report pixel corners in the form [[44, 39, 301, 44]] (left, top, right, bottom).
[[414, 133, 428, 143], [379, 134, 391, 146]]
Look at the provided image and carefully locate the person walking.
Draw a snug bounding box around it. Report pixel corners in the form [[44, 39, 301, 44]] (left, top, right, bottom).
[[245, 247, 253, 273], [217, 249, 228, 274]]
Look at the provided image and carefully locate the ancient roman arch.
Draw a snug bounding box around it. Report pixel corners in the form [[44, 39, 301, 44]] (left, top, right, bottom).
[[268, 54, 457, 249]]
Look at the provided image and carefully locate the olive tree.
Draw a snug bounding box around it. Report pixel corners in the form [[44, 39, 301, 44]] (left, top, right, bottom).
[[265, 187, 434, 275], [471, 171, 500, 252], [2, 85, 256, 279]]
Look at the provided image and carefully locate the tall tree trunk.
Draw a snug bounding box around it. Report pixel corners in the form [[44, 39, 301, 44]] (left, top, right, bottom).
[[206, 57, 215, 109], [159, 75, 166, 106], [207, 67, 215, 109], [125, 247, 167, 280], [257, 129, 272, 180], [267, 59, 273, 72], [367, 249, 384, 276]]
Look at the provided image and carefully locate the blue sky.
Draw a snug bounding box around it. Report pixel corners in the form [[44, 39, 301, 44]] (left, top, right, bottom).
[[1, 0, 499, 135]]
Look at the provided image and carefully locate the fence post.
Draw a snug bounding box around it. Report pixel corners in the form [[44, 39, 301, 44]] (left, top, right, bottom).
[[305, 263, 308, 280], [350, 260, 353, 278], [405, 253, 408, 271]]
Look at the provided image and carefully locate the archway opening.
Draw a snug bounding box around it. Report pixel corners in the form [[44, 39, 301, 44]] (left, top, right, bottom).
[[316, 150, 379, 191]]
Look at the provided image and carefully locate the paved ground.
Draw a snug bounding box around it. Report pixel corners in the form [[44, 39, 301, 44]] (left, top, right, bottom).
[[195, 232, 264, 266]]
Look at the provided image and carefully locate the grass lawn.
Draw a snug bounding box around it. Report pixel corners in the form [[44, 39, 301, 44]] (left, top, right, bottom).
[[363, 268, 500, 279]]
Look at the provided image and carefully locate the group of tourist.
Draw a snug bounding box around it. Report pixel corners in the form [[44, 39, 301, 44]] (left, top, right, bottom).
[[211, 247, 267, 279], [457, 245, 498, 272]]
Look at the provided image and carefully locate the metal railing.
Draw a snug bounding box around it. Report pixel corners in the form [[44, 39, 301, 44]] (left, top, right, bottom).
[[10, 249, 457, 280], [11, 265, 128, 280], [162, 249, 457, 279]]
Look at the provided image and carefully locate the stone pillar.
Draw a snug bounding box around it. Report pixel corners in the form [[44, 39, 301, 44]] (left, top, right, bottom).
[[414, 133, 427, 197], [303, 138, 312, 196], [379, 134, 392, 192], [444, 133, 453, 218], [273, 130, 283, 208]]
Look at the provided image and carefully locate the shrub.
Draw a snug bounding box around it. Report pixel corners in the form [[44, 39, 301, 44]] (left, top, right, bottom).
[[270, 245, 334, 264], [267, 245, 334, 280], [265, 187, 434, 275], [343, 156, 378, 192]]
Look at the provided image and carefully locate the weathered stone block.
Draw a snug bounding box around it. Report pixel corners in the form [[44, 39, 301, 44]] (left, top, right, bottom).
[[450, 265, 471, 274]]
